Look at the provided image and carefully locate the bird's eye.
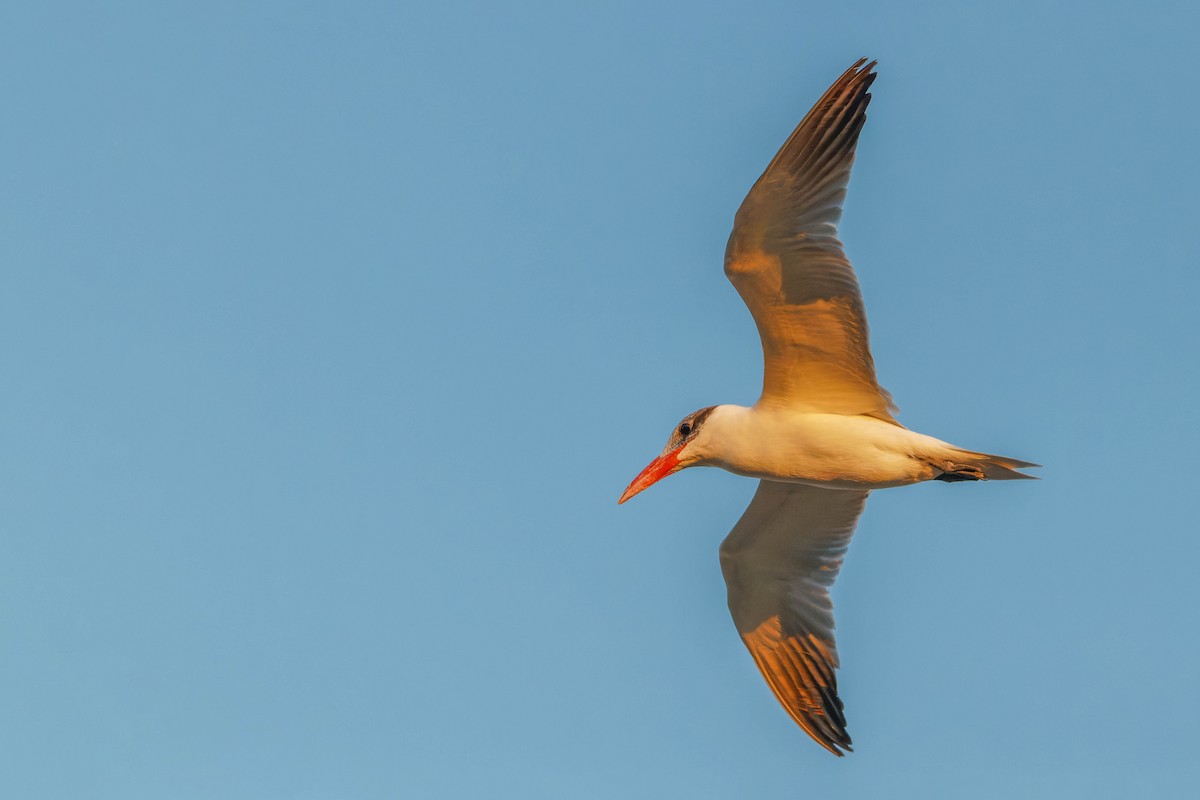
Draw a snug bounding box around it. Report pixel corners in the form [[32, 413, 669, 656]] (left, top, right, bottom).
[[679, 423, 692, 437]]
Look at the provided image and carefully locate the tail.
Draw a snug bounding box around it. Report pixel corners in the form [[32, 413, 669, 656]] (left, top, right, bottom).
[[935, 449, 1040, 482]]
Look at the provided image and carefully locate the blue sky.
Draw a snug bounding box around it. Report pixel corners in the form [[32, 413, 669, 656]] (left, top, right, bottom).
[[2, 1, 1198, 797]]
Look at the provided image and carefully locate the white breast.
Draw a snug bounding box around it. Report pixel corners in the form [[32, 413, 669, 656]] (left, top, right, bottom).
[[697, 405, 943, 489]]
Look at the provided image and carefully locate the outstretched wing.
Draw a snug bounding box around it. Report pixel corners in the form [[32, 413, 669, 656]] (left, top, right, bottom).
[[719, 480, 869, 755], [724, 59, 896, 423]]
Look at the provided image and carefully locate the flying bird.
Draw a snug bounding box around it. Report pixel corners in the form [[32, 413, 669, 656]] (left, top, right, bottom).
[[618, 59, 1037, 756]]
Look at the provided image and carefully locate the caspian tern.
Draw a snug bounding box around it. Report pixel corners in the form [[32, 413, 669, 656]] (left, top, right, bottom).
[[618, 59, 1037, 756]]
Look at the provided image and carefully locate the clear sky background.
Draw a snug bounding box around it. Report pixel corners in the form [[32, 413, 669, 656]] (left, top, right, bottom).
[[2, 1, 1197, 798]]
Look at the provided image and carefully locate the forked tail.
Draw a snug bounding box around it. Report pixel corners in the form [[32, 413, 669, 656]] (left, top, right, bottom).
[[933, 449, 1040, 482]]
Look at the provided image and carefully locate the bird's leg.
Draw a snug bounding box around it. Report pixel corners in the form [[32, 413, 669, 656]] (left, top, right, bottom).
[[932, 462, 986, 482]]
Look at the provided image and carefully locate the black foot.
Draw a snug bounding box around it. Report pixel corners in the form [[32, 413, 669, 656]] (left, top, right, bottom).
[[934, 464, 986, 482]]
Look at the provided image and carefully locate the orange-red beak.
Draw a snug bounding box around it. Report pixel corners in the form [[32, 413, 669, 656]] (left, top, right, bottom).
[[618, 446, 685, 504]]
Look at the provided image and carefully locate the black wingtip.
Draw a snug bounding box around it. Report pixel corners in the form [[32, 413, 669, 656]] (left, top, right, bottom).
[[850, 57, 877, 74]]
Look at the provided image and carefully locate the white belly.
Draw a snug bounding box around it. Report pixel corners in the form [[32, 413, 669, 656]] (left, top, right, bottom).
[[702, 407, 944, 489]]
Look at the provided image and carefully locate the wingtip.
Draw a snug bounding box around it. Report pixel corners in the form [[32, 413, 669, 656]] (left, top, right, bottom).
[[815, 734, 853, 757], [740, 615, 856, 757], [857, 59, 879, 94], [841, 58, 877, 84]]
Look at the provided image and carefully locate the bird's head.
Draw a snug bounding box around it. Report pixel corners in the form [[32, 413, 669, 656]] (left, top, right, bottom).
[[618, 406, 718, 504]]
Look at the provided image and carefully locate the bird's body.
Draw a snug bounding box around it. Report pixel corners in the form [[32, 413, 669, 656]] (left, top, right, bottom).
[[682, 405, 1016, 489], [619, 59, 1036, 756]]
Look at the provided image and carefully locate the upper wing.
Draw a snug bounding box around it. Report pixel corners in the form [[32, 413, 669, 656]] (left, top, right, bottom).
[[724, 59, 897, 423], [719, 480, 869, 756]]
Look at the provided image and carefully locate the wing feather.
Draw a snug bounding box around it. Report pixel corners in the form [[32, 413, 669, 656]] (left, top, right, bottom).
[[725, 59, 896, 422], [719, 480, 869, 755]]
